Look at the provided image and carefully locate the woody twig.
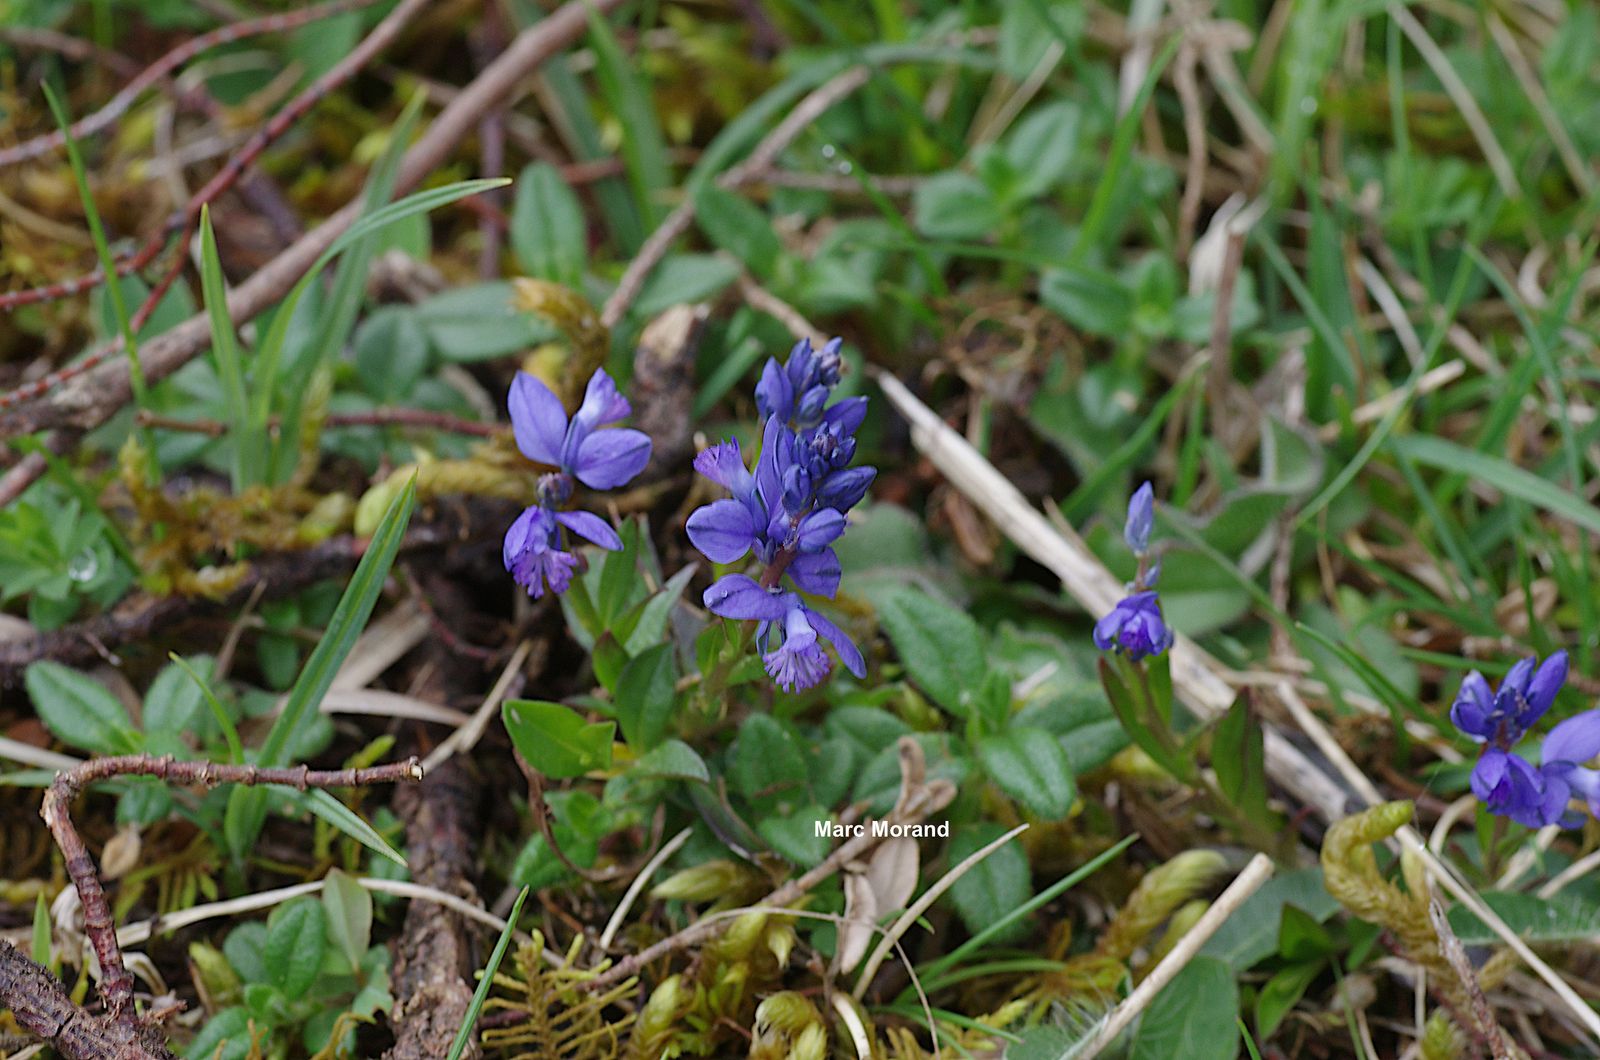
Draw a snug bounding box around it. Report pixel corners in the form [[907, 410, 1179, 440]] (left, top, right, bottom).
[[40, 754, 423, 1024]]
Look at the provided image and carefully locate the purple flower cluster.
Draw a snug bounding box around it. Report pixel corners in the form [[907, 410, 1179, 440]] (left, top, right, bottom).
[[1451, 652, 1600, 828], [1094, 483, 1174, 661], [502, 369, 651, 598], [687, 338, 873, 692]]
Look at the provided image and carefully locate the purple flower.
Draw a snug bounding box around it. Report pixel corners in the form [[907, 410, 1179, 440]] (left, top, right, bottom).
[[1450, 651, 1568, 747], [1471, 747, 1568, 829], [1093, 591, 1174, 662], [510, 369, 651, 489], [702, 574, 865, 692], [503, 369, 650, 598], [1468, 706, 1600, 829], [756, 337, 844, 427], [690, 337, 874, 692], [1125, 481, 1154, 555]]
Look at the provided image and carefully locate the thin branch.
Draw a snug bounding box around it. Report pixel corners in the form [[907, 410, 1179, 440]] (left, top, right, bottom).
[[0, 0, 377, 169], [41, 754, 422, 1022], [0, 0, 622, 463], [0, 0, 429, 315], [0, 942, 173, 1060], [1077, 854, 1275, 1057], [600, 64, 872, 328]]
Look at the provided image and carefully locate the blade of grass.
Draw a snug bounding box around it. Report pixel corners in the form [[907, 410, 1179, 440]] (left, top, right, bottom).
[[41, 82, 146, 407], [168, 652, 245, 765], [199, 205, 256, 491], [905, 832, 1137, 1000], [587, 9, 670, 228], [1391, 435, 1600, 537], [1069, 33, 1180, 265], [297, 788, 407, 868], [447, 885, 530, 1060], [223, 475, 417, 856]]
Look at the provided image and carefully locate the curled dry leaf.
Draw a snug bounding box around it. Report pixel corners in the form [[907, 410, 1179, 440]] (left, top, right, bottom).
[[865, 837, 918, 914], [835, 863, 878, 975], [100, 823, 142, 880]]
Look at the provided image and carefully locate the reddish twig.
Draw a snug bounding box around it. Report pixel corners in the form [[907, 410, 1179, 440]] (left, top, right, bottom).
[[0, 0, 429, 316], [135, 407, 502, 437], [0, 0, 377, 170], [0, 0, 619, 470], [0, 941, 174, 1060], [41, 754, 423, 1023]]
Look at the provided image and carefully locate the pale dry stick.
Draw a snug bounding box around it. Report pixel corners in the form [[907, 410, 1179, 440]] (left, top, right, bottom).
[[1316, 361, 1465, 441], [331, 609, 431, 692], [736, 274, 826, 347], [581, 763, 957, 993], [419, 639, 534, 773], [598, 827, 692, 950], [1486, 14, 1594, 197], [1078, 853, 1275, 1058], [1355, 257, 1425, 366], [318, 689, 473, 727], [1535, 845, 1600, 899], [1271, 681, 1600, 1046], [851, 823, 1030, 999], [1494, 824, 1558, 891], [874, 370, 1356, 821], [112, 877, 525, 948], [0, 737, 81, 773], [42, 755, 423, 1023], [0, 0, 622, 462], [1172, 26, 1208, 261], [599, 64, 873, 329], [830, 993, 874, 1060], [1388, 4, 1520, 203]]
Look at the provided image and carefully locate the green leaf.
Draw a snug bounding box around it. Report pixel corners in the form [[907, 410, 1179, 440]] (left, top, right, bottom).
[[264, 898, 327, 1000], [694, 184, 783, 278], [977, 727, 1076, 820], [354, 306, 430, 403], [25, 661, 140, 755], [1278, 904, 1336, 962], [758, 804, 833, 867], [1255, 961, 1321, 1041], [1201, 869, 1339, 971], [511, 162, 587, 283], [597, 520, 640, 627], [415, 281, 556, 361], [1212, 696, 1270, 823], [226, 478, 416, 856], [912, 171, 1005, 240], [1446, 890, 1600, 945], [632, 739, 710, 783], [31, 893, 50, 967], [144, 654, 213, 737], [296, 788, 408, 869], [1003, 101, 1082, 200], [732, 715, 809, 805], [633, 254, 740, 317], [1130, 955, 1239, 1060], [946, 822, 1031, 941], [614, 644, 677, 751], [1040, 267, 1134, 337], [878, 587, 988, 716], [185, 1007, 253, 1060], [322, 868, 372, 971], [502, 699, 615, 779]]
